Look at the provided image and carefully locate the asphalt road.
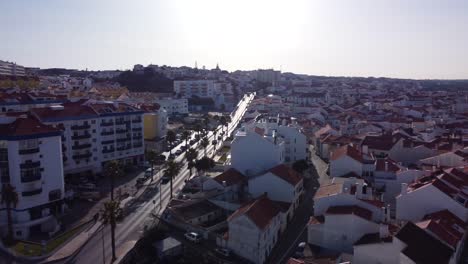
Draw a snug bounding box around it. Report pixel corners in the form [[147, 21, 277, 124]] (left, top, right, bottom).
[[68, 94, 255, 264]]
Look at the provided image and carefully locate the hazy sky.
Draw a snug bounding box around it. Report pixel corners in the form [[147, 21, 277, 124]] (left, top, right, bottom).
[[1, 0, 467, 79]]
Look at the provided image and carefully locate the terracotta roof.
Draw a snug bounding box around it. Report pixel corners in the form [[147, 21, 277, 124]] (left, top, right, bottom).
[[308, 216, 325, 225], [0, 115, 60, 138], [268, 164, 302, 186], [213, 168, 245, 186], [417, 210, 466, 248], [314, 183, 343, 199], [396, 222, 453, 264], [326, 205, 373, 221], [228, 195, 281, 230], [32, 101, 98, 121], [330, 144, 365, 163], [254, 127, 265, 136], [375, 158, 400, 172], [361, 134, 396, 151]]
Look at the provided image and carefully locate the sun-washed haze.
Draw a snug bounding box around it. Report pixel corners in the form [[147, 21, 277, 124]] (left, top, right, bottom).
[[1, 0, 468, 79]]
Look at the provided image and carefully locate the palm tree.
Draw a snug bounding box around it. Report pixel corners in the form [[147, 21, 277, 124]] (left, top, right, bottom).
[[219, 116, 227, 134], [200, 137, 209, 157], [1, 184, 18, 244], [203, 115, 210, 134], [103, 161, 123, 201], [166, 130, 177, 154], [164, 160, 181, 199], [145, 150, 157, 181], [182, 130, 191, 149], [100, 200, 122, 262], [185, 148, 198, 177]]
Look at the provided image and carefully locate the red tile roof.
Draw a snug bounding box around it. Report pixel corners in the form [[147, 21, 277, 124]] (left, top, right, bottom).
[[375, 158, 400, 172], [268, 164, 302, 186], [326, 205, 373, 221], [330, 144, 365, 163], [314, 183, 343, 199], [228, 195, 281, 230], [32, 101, 98, 121], [213, 168, 245, 186], [417, 210, 466, 248], [0, 115, 60, 137]]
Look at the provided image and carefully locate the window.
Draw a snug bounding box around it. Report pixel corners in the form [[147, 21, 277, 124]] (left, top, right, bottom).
[[19, 139, 38, 150]]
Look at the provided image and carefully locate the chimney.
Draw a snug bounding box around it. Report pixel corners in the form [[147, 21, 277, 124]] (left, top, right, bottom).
[[355, 183, 363, 198], [400, 183, 408, 195], [385, 161, 388, 171], [379, 224, 389, 238]]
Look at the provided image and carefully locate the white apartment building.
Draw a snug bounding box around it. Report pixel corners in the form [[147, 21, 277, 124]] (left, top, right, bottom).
[[244, 116, 308, 162], [31, 100, 145, 180], [173, 80, 216, 98], [0, 115, 65, 240], [0, 60, 26, 77], [155, 98, 188, 116], [231, 125, 285, 176]]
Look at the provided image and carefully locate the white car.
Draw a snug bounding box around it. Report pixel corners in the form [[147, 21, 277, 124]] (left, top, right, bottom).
[[184, 232, 202, 243]]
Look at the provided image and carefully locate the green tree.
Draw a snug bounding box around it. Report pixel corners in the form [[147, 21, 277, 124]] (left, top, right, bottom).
[[1, 184, 18, 244], [100, 200, 122, 262], [103, 161, 123, 201], [292, 159, 310, 175], [145, 150, 158, 181], [193, 123, 202, 138], [164, 160, 181, 199], [194, 157, 215, 175], [219, 116, 228, 134], [166, 130, 177, 154], [200, 137, 209, 157], [185, 148, 198, 178]]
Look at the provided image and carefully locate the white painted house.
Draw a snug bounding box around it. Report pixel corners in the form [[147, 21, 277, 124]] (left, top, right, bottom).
[[227, 195, 282, 264]]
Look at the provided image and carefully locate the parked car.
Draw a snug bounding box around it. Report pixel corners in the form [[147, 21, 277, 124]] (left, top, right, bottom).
[[175, 149, 183, 155], [294, 242, 306, 258], [145, 168, 153, 177], [184, 232, 202, 243], [161, 175, 170, 184], [215, 247, 230, 257]]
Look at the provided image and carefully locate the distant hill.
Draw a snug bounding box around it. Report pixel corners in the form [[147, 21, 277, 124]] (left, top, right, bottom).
[[420, 80, 468, 91], [114, 69, 174, 93]]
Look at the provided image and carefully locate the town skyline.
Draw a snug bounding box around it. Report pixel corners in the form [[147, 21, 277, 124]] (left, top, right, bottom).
[[1, 0, 468, 79]]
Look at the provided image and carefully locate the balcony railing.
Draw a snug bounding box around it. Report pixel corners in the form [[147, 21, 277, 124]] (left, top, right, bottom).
[[71, 124, 91, 130], [19, 148, 40, 155], [131, 118, 142, 123], [132, 127, 142, 132], [116, 145, 131, 151], [102, 140, 115, 145], [133, 143, 143, 148], [101, 121, 114, 127], [20, 161, 41, 169], [22, 188, 42, 197], [101, 131, 115, 136], [71, 134, 91, 140], [102, 148, 115, 154], [72, 153, 92, 160], [21, 173, 41, 183], [72, 143, 92, 150], [116, 129, 127, 134], [116, 137, 131, 143]]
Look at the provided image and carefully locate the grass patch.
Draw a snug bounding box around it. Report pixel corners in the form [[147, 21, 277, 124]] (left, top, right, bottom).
[[12, 222, 89, 257]]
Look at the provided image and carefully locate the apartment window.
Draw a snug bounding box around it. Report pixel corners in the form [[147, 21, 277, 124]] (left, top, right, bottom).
[[19, 139, 38, 150], [91, 120, 96, 124]]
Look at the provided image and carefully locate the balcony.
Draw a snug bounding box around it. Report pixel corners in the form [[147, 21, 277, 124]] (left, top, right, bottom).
[[71, 124, 91, 130], [101, 121, 114, 127], [72, 143, 92, 150], [132, 127, 142, 132], [116, 145, 131, 151], [131, 118, 142, 123], [102, 140, 115, 145], [71, 134, 91, 140], [19, 147, 40, 155], [21, 173, 41, 183], [116, 128, 127, 134], [101, 131, 115, 136], [72, 153, 92, 160], [22, 188, 42, 197], [49, 189, 62, 201], [102, 148, 115, 154], [116, 137, 131, 143], [20, 161, 41, 169], [133, 143, 143, 148]]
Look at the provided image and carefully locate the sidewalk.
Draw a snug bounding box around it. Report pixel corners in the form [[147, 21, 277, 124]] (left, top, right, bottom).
[[42, 221, 102, 263]]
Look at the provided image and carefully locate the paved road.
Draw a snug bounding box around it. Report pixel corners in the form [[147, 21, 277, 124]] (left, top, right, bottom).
[[68, 94, 255, 264]]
